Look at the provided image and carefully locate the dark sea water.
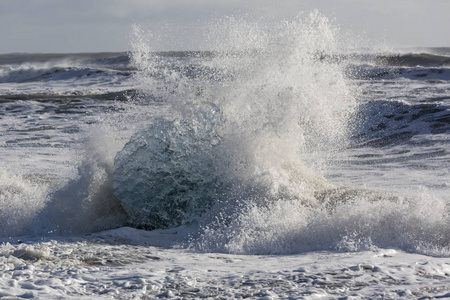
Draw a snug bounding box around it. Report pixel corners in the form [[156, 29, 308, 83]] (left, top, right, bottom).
[[0, 13, 449, 298]]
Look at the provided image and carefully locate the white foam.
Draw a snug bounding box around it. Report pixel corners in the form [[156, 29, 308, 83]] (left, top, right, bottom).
[[0, 171, 50, 236], [1, 231, 449, 298]]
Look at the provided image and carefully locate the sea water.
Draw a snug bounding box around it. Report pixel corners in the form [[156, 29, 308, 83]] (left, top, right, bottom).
[[0, 12, 449, 299]]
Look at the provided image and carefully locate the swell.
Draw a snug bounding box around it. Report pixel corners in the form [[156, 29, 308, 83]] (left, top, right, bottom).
[[0, 65, 133, 84], [0, 52, 134, 88], [349, 65, 450, 81], [0, 52, 130, 66], [377, 52, 450, 67], [352, 100, 450, 147], [0, 90, 139, 103]]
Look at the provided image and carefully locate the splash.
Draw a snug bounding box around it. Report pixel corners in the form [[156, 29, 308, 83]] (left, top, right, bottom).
[[16, 125, 128, 236], [111, 12, 450, 256], [193, 190, 450, 255], [0, 171, 50, 237], [3, 11, 447, 256], [113, 12, 359, 230]]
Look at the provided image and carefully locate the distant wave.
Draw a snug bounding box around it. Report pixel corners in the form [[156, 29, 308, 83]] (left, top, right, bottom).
[[0, 89, 139, 103], [0, 65, 133, 84], [352, 99, 450, 147], [376, 52, 450, 67], [0, 52, 129, 65]]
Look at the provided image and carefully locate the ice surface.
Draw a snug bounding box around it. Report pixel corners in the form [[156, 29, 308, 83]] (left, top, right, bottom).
[[113, 104, 224, 229]]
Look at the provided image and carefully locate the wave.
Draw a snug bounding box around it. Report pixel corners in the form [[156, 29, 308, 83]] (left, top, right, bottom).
[[0, 90, 139, 103], [110, 14, 450, 255], [2, 51, 449, 86], [352, 100, 450, 146], [348, 66, 450, 82], [1, 13, 449, 256], [0, 64, 133, 84], [0, 52, 130, 66], [0, 52, 134, 90], [377, 52, 450, 67]]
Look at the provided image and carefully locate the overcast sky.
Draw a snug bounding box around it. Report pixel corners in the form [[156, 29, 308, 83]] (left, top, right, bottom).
[[1, 0, 449, 53]]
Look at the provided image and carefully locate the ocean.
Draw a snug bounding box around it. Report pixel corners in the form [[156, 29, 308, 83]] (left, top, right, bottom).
[[1, 13, 449, 299]]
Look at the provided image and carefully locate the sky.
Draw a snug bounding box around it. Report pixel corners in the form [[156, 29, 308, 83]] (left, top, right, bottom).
[[0, 0, 449, 53]]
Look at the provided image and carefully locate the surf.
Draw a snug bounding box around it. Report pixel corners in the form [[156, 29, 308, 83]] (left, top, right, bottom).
[[112, 11, 356, 229], [1, 12, 448, 257], [110, 12, 450, 255]]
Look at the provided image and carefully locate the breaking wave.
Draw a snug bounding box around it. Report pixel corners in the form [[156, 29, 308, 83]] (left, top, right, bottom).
[[110, 13, 450, 255], [1, 12, 449, 257]]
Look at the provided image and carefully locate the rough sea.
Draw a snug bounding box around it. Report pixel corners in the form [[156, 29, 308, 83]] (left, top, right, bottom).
[[1, 13, 449, 299]]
